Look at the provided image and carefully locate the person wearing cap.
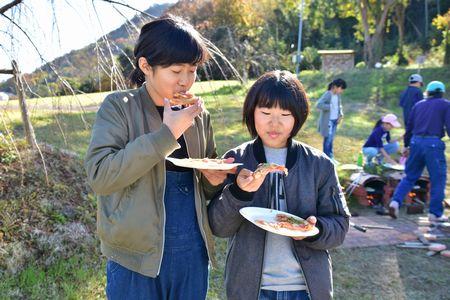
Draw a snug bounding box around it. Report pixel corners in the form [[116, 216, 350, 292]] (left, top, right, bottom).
[[389, 81, 450, 221], [362, 114, 401, 166], [399, 74, 424, 126]]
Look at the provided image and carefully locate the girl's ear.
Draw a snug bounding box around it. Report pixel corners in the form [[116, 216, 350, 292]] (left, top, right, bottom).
[[138, 57, 152, 76]]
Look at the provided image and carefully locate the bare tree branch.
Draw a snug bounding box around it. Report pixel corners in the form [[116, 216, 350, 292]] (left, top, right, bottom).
[[96, 0, 156, 19], [0, 0, 22, 14]]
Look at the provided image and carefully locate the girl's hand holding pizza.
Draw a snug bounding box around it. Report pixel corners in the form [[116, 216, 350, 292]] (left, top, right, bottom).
[[163, 98, 203, 139], [292, 216, 317, 240], [236, 168, 268, 192]]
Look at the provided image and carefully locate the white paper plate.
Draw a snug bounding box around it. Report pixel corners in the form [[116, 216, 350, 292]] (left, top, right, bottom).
[[166, 157, 242, 170], [382, 163, 405, 171], [239, 207, 319, 238]]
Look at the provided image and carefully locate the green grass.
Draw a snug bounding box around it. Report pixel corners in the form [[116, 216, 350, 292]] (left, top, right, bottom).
[[0, 255, 105, 299], [1, 68, 450, 299]]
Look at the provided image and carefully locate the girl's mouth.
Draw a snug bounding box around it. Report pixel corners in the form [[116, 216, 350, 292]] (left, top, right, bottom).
[[268, 132, 280, 138]]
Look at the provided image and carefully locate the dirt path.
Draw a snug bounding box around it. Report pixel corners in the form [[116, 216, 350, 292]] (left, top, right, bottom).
[[342, 211, 448, 248]]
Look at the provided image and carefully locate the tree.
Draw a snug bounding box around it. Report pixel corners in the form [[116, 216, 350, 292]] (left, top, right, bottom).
[[432, 9, 450, 65], [392, 0, 409, 65], [357, 0, 398, 67]]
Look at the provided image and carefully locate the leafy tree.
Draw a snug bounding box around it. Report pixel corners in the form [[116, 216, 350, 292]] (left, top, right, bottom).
[[433, 9, 450, 65]]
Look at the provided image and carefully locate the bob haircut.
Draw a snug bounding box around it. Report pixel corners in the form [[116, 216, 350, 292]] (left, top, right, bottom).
[[130, 14, 210, 86], [243, 70, 310, 139], [327, 78, 347, 90]]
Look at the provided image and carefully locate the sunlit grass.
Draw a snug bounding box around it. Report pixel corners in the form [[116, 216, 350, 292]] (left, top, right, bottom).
[[1, 68, 450, 299]]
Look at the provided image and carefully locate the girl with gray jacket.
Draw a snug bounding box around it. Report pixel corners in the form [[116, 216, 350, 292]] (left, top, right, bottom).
[[208, 71, 350, 300], [316, 79, 347, 162]]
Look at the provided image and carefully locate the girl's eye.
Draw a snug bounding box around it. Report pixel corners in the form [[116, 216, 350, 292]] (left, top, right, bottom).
[[282, 113, 292, 117], [261, 112, 270, 115]]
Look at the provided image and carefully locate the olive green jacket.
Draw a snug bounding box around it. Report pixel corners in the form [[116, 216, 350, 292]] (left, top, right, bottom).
[[85, 85, 219, 277]]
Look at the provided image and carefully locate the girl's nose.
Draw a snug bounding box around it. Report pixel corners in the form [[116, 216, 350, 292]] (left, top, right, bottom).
[[271, 115, 280, 124], [178, 72, 190, 87]]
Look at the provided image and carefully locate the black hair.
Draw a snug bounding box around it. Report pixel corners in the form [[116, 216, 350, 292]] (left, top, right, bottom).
[[427, 91, 444, 98], [242, 70, 310, 138], [373, 119, 383, 130], [327, 78, 347, 90], [129, 15, 210, 87]]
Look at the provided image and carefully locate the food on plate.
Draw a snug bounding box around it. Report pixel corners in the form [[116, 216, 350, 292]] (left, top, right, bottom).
[[253, 163, 288, 177], [171, 92, 198, 105], [166, 157, 241, 170], [256, 213, 313, 232], [188, 158, 229, 165]]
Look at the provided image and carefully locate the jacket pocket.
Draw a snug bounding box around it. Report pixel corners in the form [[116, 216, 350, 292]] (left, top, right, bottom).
[[99, 182, 159, 254]]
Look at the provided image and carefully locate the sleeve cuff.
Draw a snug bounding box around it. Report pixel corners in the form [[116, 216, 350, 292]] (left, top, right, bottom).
[[229, 181, 254, 201], [301, 219, 323, 242], [147, 123, 180, 158]]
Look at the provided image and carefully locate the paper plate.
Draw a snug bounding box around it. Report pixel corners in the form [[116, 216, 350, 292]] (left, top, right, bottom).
[[382, 163, 405, 171], [166, 157, 242, 170], [338, 164, 363, 171], [239, 207, 319, 238]]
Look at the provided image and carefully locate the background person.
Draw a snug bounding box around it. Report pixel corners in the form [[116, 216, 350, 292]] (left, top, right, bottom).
[[399, 73, 424, 126], [389, 81, 450, 221], [362, 114, 401, 166], [316, 78, 347, 163]]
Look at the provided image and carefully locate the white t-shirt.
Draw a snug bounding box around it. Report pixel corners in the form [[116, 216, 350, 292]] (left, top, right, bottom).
[[329, 94, 339, 120]]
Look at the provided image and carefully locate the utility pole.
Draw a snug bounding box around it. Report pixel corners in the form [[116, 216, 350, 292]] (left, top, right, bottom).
[[295, 0, 305, 76], [424, 0, 428, 39]]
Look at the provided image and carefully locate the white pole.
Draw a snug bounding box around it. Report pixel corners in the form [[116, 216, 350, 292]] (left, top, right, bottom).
[[295, 0, 305, 76]]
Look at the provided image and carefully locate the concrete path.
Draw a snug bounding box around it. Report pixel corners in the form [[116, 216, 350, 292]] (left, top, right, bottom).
[[342, 214, 418, 248]]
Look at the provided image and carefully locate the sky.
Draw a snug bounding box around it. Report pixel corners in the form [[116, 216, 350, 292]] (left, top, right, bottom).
[[0, 0, 177, 82]]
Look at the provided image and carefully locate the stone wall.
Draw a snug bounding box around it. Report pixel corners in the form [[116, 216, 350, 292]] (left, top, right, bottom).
[[318, 51, 355, 73]]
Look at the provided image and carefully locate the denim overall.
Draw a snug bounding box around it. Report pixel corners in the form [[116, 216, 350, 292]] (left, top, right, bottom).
[[392, 136, 447, 217], [106, 171, 209, 299]]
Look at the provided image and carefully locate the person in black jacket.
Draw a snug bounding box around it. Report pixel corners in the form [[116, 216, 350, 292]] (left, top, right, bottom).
[[208, 70, 350, 300]]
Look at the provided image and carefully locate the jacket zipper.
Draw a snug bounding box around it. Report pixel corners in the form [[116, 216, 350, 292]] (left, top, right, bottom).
[[156, 162, 167, 275], [256, 231, 267, 300], [294, 250, 312, 297], [185, 131, 211, 262], [256, 182, 271, 300], [286, 181, 312, 298], [331, 187, 340, 215]]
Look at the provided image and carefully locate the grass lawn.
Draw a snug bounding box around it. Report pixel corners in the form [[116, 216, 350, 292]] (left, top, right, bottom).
[[1, 68, 449, 299]]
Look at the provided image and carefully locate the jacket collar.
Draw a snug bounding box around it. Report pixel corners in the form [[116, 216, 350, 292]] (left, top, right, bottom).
[[138, 84, 201, 158], [252, 137, 298, 170]]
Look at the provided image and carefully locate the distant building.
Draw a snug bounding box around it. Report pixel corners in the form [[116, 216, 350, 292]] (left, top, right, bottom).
[[0, 92, 9, 101], [318, 50, 355, 73]]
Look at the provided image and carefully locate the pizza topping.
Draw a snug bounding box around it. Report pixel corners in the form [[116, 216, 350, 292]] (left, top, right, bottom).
[[253, 163, 288, 177]]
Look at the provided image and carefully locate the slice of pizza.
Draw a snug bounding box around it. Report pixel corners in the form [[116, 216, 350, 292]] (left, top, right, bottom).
[[275, 214, 314, 231], [170, 92, 198, 105], [253, 163, 288, 177]]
